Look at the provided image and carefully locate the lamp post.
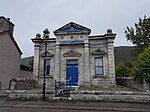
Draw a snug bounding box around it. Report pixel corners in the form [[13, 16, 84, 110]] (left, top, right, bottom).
[[42, 28, 50, 101]]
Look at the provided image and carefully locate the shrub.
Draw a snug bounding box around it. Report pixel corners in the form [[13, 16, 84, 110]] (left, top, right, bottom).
[[116, 63, 132, 77], [131, 47, 150, 82]]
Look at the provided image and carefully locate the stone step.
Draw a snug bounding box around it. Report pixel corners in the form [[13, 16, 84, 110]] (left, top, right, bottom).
[[0, 96, 7, 104]]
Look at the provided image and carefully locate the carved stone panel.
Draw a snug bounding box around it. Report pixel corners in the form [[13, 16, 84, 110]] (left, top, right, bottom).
[[91, 48, 106, 55], [41, 51, 54, 57], [63, 49, 81, 57]]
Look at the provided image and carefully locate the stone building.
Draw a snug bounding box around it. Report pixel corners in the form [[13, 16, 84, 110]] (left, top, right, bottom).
[[0, 16, 22, 90], [32, 22, 116, 88]]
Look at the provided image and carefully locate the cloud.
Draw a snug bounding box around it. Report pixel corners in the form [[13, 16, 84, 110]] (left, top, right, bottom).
[[1, 0, 150, 57]]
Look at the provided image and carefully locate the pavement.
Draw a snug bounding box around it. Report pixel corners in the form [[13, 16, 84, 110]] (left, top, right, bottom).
[[0, 97, 150, 112]]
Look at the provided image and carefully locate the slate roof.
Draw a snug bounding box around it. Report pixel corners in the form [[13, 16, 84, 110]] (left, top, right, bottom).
[[0, 16, 15, 26]]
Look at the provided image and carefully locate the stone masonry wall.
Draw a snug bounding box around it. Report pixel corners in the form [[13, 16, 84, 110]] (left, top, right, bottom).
[[116, 77, 144, 91], [10, 78, 38, 90], [7, 90, 150, 103]]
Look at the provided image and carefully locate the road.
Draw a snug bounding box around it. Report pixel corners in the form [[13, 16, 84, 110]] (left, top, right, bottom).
[[0, 97, 150, 112], [0, 107, 116, 112]]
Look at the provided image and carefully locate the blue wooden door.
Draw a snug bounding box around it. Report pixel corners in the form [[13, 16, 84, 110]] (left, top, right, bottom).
[[66, 60, 78, 86]]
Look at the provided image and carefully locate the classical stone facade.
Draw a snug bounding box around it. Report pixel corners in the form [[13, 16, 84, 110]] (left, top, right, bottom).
[[32, 22, 116, 88]]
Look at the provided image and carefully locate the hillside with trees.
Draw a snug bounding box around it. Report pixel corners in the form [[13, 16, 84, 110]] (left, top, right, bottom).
[[114, 46, 136, 65]]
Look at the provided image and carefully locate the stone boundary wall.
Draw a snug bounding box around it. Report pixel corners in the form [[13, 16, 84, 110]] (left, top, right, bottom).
[[116, 77, 144, 91], [7, 90, 53, 100], [9, 78, 38, 90], [71, 94, 150, 103], [71, 91, 150, 103], [7, 90, 150, 103]]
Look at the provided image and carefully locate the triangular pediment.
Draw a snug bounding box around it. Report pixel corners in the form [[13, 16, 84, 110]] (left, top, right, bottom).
[[63, 49, 81, 57], [41, 51, 54, 57], [91, 48, 106, 55], [64, 25, 80, 31], [54, 22, 91, 35]]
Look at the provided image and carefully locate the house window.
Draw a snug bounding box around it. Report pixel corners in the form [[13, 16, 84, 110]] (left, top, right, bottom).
[[95, 57, 104, 76], [44, 59, 51, 76]]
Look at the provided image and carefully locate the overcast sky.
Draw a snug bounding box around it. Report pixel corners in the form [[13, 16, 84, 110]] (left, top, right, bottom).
[[1, 0, 150, 57]]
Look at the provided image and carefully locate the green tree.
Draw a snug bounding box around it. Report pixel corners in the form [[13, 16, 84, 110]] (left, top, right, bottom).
[[125, 16, 150, 56], [116, 63, 132, 77], [28, 57, 34, 68], [131, 47, 150, 82]]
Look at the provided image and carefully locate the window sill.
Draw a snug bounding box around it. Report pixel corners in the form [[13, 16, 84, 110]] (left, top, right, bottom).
[[40, 76, 53, 79], [93, 75, 107, 79]]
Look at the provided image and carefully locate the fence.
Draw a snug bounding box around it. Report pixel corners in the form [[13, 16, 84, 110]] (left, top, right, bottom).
[[54, 80, 71, 97]]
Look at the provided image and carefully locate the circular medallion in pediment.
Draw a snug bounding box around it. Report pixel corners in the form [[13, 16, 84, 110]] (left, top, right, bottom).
[[70, 35, 74, 39], [61, 36, 64, 39], [80, 35, 84, 39]]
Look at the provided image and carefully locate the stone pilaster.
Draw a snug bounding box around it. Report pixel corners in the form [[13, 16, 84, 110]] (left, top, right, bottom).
[[107, 38, 116, 85], [55, 43, 60, 81], [33, 43, 40, 80], [84, 41, 91, 86]]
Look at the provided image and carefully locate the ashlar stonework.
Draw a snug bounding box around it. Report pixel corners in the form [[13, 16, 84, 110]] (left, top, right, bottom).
[[32, 22, 116, 89]]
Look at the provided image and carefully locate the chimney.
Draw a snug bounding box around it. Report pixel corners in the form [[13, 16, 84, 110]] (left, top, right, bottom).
[[7, 18, 10, 21]]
